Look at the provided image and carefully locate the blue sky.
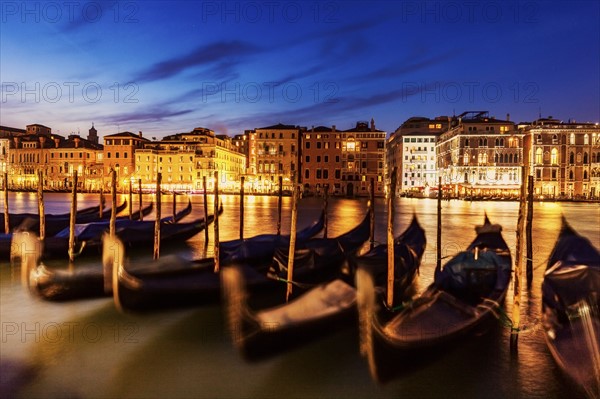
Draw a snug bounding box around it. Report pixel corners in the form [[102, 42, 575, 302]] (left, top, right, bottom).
[[1, 1, 599, 139]]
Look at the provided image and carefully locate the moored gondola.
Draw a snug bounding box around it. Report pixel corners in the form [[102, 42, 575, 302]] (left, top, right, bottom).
[[222, 215, 426, 360], [111, 210, 370, 312], [542, 218, 600, 399], [357, 214, 512, 382]]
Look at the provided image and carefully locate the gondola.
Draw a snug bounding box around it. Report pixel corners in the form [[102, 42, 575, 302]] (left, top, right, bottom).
[[0, 202, 155, 262], [5, 200, 130, 237], [218, 210, 326, 264], [20, 204, 212, 301], [0, 202, 102, 230], [110, 210, 371, 312], [357, 215, 512, 382], [37, 200, 192, 259], [541, 218, 600, 398], [221, 215, 426, 360]]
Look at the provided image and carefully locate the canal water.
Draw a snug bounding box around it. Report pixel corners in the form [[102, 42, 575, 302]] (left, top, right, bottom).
[[1, 192, 598, 398]]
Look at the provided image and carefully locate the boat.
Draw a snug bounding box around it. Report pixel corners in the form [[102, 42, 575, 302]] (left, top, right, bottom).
[[356, 215, 512, 382], [219, 210, 325, 264], [38, 200, 192, 259], [6, 200, 130, 237], [110, 210, 370, 312], [541, 218, 600, 398], [20, 203, 212, 301], [221, 215, 426, 360], [0, 201, 155, 262]]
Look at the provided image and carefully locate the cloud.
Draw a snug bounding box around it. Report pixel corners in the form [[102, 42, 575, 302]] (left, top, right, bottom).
[[104, 107, 195, 124], [134, 41, 261, 82]]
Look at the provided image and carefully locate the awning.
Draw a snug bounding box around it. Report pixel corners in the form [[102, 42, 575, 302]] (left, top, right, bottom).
[[458, 183, 521, 189]]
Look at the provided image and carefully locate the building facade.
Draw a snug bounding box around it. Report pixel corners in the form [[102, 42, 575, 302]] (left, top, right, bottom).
[[523, 118, 600, 199], [103, 131, 149, 190], [437, 111, 523, 198], [134, 127, 246, 192], [388, 116, 449, 196], [250, 123, 302, 193]]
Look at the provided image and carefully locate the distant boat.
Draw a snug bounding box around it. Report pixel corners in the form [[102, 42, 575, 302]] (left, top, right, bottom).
[[357, 215, 512, 382], [542, 218, 600, 399]]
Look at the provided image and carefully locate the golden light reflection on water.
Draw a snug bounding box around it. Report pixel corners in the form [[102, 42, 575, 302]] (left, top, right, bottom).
[[1, 192, 599, 398]]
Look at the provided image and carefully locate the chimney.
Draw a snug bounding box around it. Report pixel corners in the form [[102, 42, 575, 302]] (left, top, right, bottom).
[[311, 126, 314, 132], [138, 131, 143, 137], [506, 113, 510, 121], [332, 125, 336, 132], [54, 138, 60, 148], [74, 137, 81, 148], [370, 118, 375, 131], [13, 137, 20, 148]]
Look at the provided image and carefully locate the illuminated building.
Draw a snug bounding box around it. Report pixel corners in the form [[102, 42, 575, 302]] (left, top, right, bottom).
[[250, 123, 302, 193], [522, 117, 600, 199], [388, 116, 449, 196], [135, 127, 246, 192], [437, 111, 523, 197], [103, 131, 149, 190]]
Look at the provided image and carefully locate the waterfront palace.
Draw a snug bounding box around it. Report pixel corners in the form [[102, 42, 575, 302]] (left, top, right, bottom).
[[1, 112, 599, 199]]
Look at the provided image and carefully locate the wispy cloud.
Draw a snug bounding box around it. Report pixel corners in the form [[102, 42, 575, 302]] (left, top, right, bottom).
[[134, 41, 261, 82]]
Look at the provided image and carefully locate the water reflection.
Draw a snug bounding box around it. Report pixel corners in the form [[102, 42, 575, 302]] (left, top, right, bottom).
[[1, 192, 598, 398]]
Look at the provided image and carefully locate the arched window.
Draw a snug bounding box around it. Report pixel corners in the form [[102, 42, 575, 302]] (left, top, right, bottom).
[[463, 153, 469, 165], [500, 138, 504, 147], [569, 152, 575, 164], [495, 138, 499, 146], [584, 134, 589, 145], [570, 133, 575, 144], [494, 153, 499, 163], [482, 153, 488, 163], [583, 152, 589, 164], [535, 148, 543, 164], [509, 153, 514, 163], [569, 170, 574, 180], [551, 148, 558, 164], [583, 171, 588, 179]]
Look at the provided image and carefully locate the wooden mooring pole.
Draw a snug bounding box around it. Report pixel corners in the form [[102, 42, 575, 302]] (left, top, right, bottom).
[[369, 177, 375, 250], [323, 184, 329, 239], [240, 176, 245, 240], [213, 171, 220, 272], [138, 179, 143, 221], [386, 168, 397, 308], [68, 171, 78, 262], [172, 190, 177, 223], [203, 176, 209, 245], [153, 173, 162, 260], [526, 175, 534, 289], [286, 177, 299, 302], [3, 172, 8, 234], [512, 167, 528, 348], [277, 176, 283, 236], [128, 179, 133, 220], [99, 187, 104, 219], [437, 176, 442, 271], [37, 170, 45, 240], [110, 169, 117, 238]]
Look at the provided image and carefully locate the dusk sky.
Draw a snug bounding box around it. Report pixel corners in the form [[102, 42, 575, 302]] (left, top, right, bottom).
[[1, 1, 599, 139]]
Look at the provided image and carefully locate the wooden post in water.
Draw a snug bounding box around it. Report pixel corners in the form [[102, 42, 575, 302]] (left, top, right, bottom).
[[68, 171, 78, 262], [323, 184, 329, 239], [153, 173, 162, 260], [370, 178, 375, 250], [386, 168, 397, 308], [3, 172, 8, 234], [277, 176, 283, 236], [240, 176, 245, 240], [99, 187, 104, 219], [512, 167, 527, 349], [286, 177, 299, 302], [37, 170, 45, 240], [138, 179, 143, 221], [213, 171, 220, 272], [203, 176, 209, 245], [526, 175, 534, 289], [109, 169, 117, 239], [172, 190, 177, 223], [437, 176, 442, 271], [128, 179, 133, 220]]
